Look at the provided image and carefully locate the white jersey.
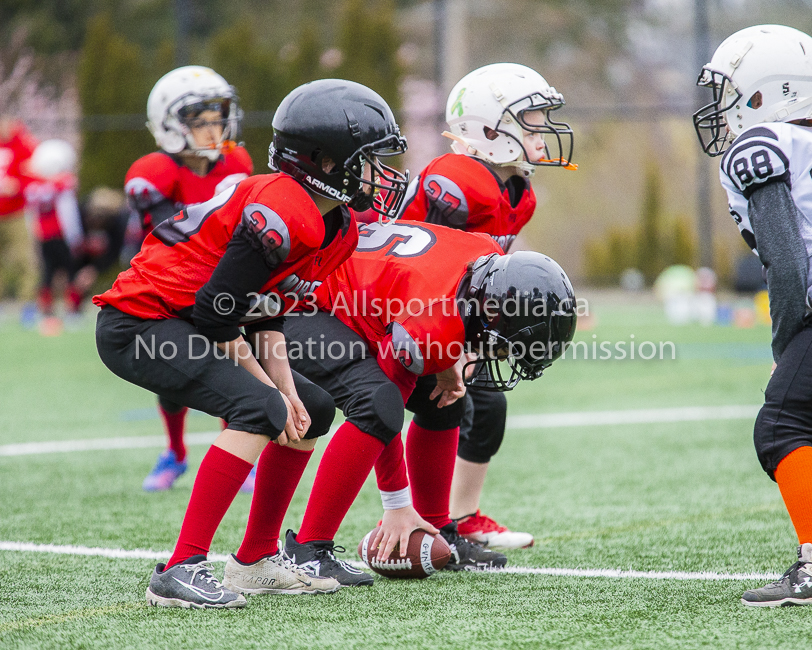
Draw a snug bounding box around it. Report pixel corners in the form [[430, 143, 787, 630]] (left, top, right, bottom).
[[720, 122, 812, 304]]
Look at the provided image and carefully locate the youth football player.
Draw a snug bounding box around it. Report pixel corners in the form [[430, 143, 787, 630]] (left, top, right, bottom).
[[94, 79, 409, 609], [694, 24, 812, 607], [281, 220, 577, 586], [126, 66, 254, 492], [399, 63, 576, 549], [24, 139, 84, 334]]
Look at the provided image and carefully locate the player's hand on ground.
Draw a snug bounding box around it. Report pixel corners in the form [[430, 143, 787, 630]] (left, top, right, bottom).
[[431, 360, 466, 408], [372, 506, 439, 562]]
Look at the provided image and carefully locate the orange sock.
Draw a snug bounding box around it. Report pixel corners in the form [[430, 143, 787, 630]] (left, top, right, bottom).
[[775, 445, 812, 544]]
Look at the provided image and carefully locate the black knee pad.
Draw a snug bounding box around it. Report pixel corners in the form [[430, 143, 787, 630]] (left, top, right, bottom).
[[297, 382, 336, 439], [158, 395, 186, 414], [348, 382, 405, 445], [457, 389, 507, 463], [411, 394, 467, 431]]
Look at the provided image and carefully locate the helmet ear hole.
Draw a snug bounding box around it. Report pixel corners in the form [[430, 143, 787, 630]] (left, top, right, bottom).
[[483, 126, 499, 141], [747, 91, 763, 109]]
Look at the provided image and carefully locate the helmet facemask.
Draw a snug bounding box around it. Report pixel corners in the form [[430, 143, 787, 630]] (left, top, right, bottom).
[[693, 67, 741, 156], [168, 93, 242, 161], [344, 134, 409, 222], [496, 93, 575, 171]]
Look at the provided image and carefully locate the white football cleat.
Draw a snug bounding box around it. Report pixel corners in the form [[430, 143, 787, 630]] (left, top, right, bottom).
[[223, 551, 340, 595], [455, 510, 535, 550]]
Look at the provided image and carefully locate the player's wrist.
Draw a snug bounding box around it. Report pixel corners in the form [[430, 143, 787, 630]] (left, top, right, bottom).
[[380, 486, 412, 510]]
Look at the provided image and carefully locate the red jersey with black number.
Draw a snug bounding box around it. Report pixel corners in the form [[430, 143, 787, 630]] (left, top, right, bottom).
[[317, 221, 502, 376], [94, 174, 358, 340], [0, 122, 38, 218], [399, 153, 536, 252], [125, 147, 253, 232]]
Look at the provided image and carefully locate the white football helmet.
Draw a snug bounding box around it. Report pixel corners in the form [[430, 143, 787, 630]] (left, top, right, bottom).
[[29, 139, 77, 179], [146, 65, 242, 161], [443, 63, 574, 174], [694, 24, 812, 156]]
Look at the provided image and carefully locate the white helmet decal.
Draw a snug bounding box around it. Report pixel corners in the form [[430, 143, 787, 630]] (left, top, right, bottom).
[[146, 65, 242, 161]]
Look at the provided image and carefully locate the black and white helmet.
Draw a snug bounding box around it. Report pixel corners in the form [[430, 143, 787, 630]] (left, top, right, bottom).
[[269, 79, 409, 221], [460, 251, 577, 391]]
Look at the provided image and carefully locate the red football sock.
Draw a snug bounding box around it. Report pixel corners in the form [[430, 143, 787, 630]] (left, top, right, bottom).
[[298, 422, 385, 543], [374, 433, 409, 493], [167, 445, 253, 568], [236, 444, 314, 564], [159, 403, 188, 462], [406, 422, 459, 529], [775, 445, 812, 544], [66, 286, 82, 313]]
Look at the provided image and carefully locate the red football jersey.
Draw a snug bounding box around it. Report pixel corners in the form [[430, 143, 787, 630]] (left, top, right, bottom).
[[24, 173, 80, 243], [124, 147, 253, 231], [94, 174, 358, 323], [0, 122, 38, 218], [317, 221, 502, 376], [400, 153, 536, 252]]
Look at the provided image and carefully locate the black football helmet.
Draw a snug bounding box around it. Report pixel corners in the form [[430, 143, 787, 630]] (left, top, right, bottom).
[[269, 79, 409, 221], [459, 251, 577, 391]]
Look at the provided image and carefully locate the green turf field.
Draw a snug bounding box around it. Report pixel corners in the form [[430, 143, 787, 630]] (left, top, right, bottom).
[[1, 294, 809, 649]]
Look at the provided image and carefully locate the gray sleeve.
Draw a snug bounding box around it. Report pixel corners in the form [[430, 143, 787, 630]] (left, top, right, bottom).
[[748, 181, 809, 361]]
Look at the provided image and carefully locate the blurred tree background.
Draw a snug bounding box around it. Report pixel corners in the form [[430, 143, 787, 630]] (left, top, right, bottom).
[[3, 0, 812, 284]]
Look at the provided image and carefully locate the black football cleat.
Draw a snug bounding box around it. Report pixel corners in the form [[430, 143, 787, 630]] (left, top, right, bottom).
[[284, 529, 374, 587], [742, 543, 812, 607], [439, 522, 508, 571]]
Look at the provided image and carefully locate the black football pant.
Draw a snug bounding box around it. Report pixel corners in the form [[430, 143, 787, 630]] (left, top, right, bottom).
[[755, 323, 812, 480], [96, 306, 335, 439], [457, 387, 508, 464]]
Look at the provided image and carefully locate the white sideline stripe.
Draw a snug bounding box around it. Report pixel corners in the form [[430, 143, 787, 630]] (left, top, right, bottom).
[[0, 406, 762, 457], [509, 405, 761, 430], [0, 540, 780, 582]]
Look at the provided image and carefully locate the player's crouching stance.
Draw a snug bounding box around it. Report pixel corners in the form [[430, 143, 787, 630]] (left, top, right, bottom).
[[282, 221, 576, 586], [694, 24, 812, 607], [93, 79, 408, 608]]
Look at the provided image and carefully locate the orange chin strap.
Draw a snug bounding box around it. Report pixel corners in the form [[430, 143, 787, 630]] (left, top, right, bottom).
[[219, 140, 237, 154], [537, 157, 578, 170]]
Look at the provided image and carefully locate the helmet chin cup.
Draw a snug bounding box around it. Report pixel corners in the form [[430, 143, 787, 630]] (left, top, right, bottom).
[[195, 146, 221, 162]]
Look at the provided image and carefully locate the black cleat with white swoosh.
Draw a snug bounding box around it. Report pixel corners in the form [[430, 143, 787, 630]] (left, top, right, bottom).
[[146, 555, 247, 609]]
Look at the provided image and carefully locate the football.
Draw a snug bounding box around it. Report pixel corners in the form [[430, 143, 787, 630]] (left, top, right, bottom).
[[357, 527, 452, 579]]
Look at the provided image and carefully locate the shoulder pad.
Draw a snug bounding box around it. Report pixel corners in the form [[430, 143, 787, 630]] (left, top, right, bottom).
[[241, 203, 292, 267], [388, 321, 425, 375], [421, 172, 469, 228], [722, 125, 790, 195], [125, 153, 179, 210], [228, 146, 254, 174]]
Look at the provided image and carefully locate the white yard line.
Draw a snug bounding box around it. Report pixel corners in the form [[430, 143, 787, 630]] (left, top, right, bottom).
[[0, 405, 761, 457], [0, 540, 779, 581]]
